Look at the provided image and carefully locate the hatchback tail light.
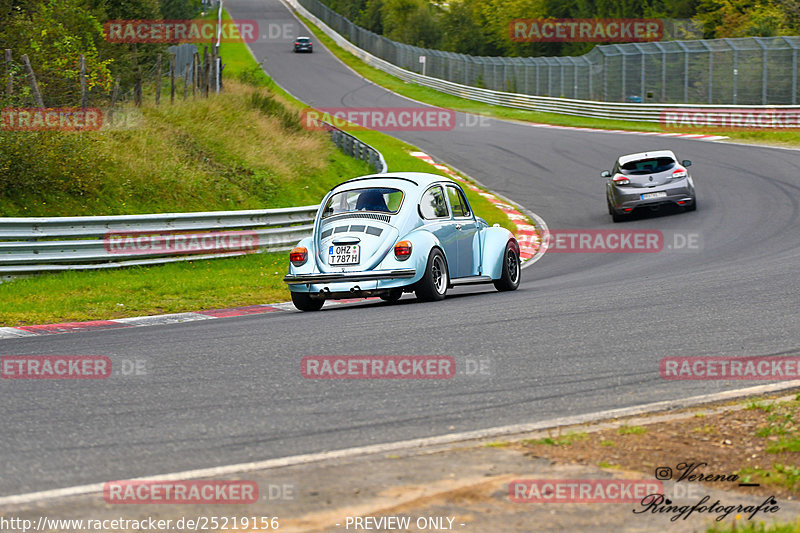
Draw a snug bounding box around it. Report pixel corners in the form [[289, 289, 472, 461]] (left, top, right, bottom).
[[613, 175, 630, 186], [394, 240, 412, 260], [672, 168, 688, 179], [290, 246, 308, 266]]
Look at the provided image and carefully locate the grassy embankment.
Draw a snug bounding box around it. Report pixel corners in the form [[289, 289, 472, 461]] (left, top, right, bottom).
[[0, 15, 518, 326]]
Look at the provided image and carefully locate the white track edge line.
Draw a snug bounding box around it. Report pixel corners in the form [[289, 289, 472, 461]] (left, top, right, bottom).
[[2, 381, 798, 507]]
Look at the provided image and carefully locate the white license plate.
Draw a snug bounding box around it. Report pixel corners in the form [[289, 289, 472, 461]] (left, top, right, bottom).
[[329, 244, 360, 265], [641, 191, 668, 200]]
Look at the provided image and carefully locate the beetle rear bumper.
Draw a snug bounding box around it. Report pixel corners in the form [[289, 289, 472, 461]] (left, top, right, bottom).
[[284, 269, 416, 285]]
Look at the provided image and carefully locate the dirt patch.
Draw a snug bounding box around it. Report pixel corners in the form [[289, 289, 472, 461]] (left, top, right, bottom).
[[515, 395, 800, 502]]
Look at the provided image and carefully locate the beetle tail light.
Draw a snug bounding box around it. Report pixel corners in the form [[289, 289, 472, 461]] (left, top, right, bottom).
[[290, 246, 308, 266], [394, 240, 412, 259], [613, 175, 630, 186]]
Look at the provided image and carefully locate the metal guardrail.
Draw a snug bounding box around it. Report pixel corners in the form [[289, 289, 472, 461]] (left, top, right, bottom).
[[288, 0, 800, 123], [321, 121, 387, 173], [0, 123, 387, 274], [0, 207, 317, 274]]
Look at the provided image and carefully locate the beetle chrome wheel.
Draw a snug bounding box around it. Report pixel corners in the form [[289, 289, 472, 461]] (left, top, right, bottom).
[[494, 241, 520, 292], [415, 249, 448, 302], [506, 249, 519, 285], [432, 254, 447, 294]]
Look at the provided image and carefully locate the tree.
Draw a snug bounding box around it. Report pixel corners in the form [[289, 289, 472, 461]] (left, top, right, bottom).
[[160, 0, 202, 20], [0, 0, 113, 106]]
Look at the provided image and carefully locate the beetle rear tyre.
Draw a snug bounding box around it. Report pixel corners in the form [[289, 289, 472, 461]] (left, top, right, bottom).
[[494, 241, 521, 292], [291, 292, 325, 311], [415, 249, 448, 302]]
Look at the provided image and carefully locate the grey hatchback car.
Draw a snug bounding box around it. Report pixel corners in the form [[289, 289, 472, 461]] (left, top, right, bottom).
[[603, 150, 696, 222]]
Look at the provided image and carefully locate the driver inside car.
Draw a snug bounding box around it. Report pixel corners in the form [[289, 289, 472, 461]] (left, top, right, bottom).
[[355, 190, 389, 212]]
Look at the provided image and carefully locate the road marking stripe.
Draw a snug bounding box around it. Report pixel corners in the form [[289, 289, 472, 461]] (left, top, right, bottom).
[[2, 381, 797, 507]]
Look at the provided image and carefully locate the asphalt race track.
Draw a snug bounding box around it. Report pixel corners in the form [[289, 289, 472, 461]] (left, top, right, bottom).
[[2, 0, 800, 498]]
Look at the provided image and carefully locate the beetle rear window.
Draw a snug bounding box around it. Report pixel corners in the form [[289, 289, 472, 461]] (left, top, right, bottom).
[[322, 187, 403, 218]]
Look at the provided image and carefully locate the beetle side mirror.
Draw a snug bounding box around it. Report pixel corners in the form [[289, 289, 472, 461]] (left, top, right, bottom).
[[601, 170, 611, 178], [682, 160, 692, 167]]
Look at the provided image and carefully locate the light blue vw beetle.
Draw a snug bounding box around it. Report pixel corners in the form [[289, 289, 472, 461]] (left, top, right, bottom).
[[284, 172, 520, 311]]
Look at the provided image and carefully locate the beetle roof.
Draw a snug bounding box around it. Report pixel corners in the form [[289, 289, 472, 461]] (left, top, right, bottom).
[[330, 172, 457, 194], [618, 150, 677, 165]]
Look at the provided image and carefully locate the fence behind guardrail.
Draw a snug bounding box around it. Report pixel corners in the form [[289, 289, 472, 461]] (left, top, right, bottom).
[[297, 0, 800, 106]]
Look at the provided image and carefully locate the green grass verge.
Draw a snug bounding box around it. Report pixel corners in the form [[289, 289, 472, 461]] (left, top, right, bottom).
[[0, 253, 288, 326], [219, 9, 517, 233], [522, 431, 589, 447], [707, 520, 800, 533], [295, 11, 800, 148]]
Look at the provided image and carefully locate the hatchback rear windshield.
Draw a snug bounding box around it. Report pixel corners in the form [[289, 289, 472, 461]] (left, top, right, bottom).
[[297, 38, 310, 43], [322, 187, 404, 218], [620, 157, 676, 174]]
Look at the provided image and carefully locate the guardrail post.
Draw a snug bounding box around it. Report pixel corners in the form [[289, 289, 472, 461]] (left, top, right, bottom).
[[170, 53, 176, 104], [108, 75, 120, 124], [80, 55, 88, 108], [21, 54, 44, 108], [155, 54, 162, 105]]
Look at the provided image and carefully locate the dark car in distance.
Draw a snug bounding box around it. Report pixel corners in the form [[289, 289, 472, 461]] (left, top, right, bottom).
[[294, 36, 313, 53]]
